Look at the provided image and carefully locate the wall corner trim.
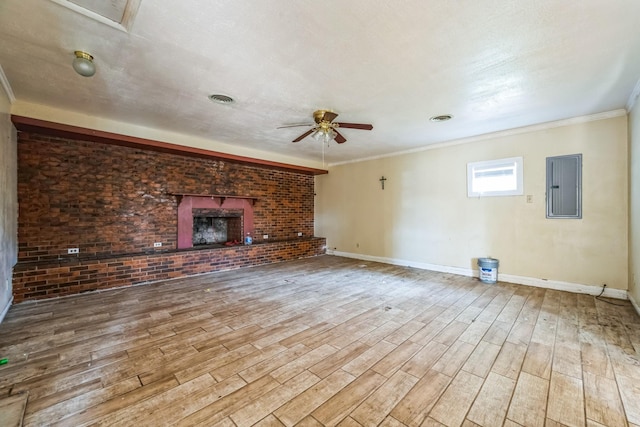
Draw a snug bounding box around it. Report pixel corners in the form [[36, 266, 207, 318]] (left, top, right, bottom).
[[0, 295, 13, 324], [327, 250, 629, 300], [626, 76, 640, 112], [629, 293, 640, 317]]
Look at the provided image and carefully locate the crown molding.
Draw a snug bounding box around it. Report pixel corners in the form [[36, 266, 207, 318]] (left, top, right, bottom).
[[0, 65, 16, 104], [330, 109, 628, 167], [11, 115, 328, 176]]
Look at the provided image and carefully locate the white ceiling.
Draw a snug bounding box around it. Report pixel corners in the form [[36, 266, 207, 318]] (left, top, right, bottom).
[[1, 0, 640, 165]]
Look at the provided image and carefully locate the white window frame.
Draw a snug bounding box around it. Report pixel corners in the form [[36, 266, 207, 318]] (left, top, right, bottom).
[[467, 156, 524, 197]]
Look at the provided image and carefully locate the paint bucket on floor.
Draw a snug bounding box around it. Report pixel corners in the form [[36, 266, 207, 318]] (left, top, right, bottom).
[[477, 258, 499, 284]]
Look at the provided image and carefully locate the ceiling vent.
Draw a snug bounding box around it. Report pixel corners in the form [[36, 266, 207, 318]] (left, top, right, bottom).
[[429, 114, 453, 122], [208, 94, 235, 104]]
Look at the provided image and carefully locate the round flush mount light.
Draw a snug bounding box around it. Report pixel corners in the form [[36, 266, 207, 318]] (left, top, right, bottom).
[[429, 114, 453, 122], [208, 94, 235, 104], [72, 50, 96, 77]]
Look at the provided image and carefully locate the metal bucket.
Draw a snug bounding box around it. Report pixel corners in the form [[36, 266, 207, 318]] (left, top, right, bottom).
[[477, 257, 499, 284]]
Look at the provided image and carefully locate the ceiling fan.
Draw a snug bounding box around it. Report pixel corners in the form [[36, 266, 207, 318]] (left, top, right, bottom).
[[278, 110, 373, 144]]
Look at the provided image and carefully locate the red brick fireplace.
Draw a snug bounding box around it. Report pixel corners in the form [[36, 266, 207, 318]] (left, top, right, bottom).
[[12, 118, 327, 302], [177, 195, 255, 248]]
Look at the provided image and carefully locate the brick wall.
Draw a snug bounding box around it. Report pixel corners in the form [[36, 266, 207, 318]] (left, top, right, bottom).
[[14, 132, 323, 302], [12, 238, 326, 302], [17, 133, 315, 261]]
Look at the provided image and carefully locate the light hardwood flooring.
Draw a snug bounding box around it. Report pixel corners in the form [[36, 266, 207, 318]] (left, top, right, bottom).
[[1, 255, 640, 427]]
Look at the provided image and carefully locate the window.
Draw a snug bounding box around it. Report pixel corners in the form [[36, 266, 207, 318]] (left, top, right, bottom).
[[467, 157, 523, 197], [546, 154, 582, 219]]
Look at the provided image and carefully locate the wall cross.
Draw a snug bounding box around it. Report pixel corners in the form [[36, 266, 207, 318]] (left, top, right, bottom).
[[379, 176, 387, 190]]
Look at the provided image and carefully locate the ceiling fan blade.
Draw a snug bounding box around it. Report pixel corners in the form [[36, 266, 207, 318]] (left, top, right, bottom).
[[333, 130, 347, 144], [292, 129, 315, 143], [323, 111, 338, 122], [335, 122, 373, 130], [277, 123, 314, 129]]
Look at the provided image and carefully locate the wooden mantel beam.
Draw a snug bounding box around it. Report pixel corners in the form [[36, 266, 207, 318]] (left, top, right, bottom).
[[11, 115, 328, 176], [170, 193, 258, 206]]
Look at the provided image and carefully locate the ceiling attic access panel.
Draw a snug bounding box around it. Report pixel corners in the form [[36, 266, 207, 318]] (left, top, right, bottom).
[[49, 0, 141, 31], [175, 194, 256, 249]]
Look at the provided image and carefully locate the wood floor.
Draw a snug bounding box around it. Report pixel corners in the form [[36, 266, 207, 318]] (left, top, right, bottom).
[[1, 255, 639, 427]]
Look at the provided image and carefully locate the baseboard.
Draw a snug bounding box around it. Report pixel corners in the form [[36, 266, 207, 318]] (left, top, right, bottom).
[[0, 295, 13, 324], [629, 293, 640, 316], [327, 250, 629, 300], [497, 273, 628, 300], [328, 250, 475, 277]]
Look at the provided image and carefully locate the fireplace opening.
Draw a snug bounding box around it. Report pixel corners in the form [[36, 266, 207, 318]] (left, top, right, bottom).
[[179, 203, 251, 250], [193, 215, 242, 246]]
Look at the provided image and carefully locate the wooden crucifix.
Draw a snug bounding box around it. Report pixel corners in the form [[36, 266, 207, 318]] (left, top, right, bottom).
[[379, 176, 387, 190]]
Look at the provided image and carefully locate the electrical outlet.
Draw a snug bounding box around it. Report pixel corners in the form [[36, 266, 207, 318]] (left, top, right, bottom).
[[297, 232, 303, 237], [526, 195, 533, 203], [154, 242, 162, 247], [68, 248, 79, 254], [263, 234, 269, 239]]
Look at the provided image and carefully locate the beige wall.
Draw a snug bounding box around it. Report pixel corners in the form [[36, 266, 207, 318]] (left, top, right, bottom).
[[629, 99, 640, 307], [316, 115, 629, 291], [0, 87, 17, 321]]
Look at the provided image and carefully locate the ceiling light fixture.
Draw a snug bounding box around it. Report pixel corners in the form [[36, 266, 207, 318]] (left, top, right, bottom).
[[312, 126, 337, 144], [208, 94, 235, 104], [430, 114, 453, 122], [72, 51, 96, 77]]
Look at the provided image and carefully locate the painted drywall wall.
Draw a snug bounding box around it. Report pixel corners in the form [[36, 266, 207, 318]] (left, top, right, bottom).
[[0, 87, 17, 321], [316, 114, 629, 291], [629, 99, 640, 309]]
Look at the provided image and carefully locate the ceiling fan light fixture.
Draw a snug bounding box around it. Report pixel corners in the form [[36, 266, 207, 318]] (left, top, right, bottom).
[[326, 128, 336, 142], [72, 50, 96, 77], [311, 126, 337, 144], [284, 109, 372, 144], [208, 94, 235, 104], [430, 114, 453, 122]]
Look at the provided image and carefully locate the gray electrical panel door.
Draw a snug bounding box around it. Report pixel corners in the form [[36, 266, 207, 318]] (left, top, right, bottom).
[[546, 154, 582, 218]]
